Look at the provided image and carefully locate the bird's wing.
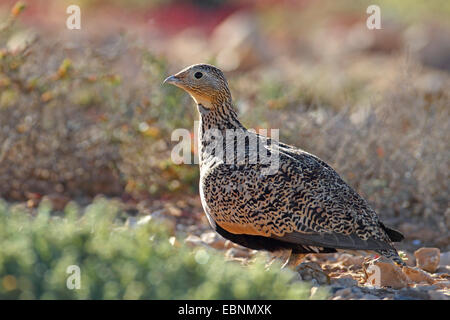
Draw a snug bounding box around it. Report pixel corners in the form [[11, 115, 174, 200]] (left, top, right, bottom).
[[203, 138, 395, 251], [264, 141, 395, 249], [270, 229, 393, 251]]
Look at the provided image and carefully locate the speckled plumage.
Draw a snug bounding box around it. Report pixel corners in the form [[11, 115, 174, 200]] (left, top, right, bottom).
[[165, 64, 405, 266]]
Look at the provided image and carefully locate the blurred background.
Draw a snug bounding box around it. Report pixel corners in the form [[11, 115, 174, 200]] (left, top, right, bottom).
[[0, 0, 448, 299]]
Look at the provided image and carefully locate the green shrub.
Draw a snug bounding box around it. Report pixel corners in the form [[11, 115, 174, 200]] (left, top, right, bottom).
[[0, 198, 327, 299]]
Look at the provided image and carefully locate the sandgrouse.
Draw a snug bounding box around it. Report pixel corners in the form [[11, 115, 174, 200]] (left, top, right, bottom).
[[164, 64, 405, 267]]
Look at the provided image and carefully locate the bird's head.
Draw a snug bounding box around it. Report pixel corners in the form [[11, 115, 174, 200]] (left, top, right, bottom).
[[164, 64, 231, 109]]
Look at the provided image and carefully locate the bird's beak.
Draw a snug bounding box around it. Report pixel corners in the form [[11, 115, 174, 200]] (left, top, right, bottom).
[[163, 75, 181, 85]]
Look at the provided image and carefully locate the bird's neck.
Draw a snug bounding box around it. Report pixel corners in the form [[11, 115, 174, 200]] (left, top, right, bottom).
[[198, 99, 245, 132], [197, 99, 246, 166]]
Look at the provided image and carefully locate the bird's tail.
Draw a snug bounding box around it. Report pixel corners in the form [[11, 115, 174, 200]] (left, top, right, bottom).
[[379, 223, 404, 242]]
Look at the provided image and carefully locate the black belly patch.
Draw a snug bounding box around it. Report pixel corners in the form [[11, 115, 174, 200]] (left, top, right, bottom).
[[214, 224, 337, 254]]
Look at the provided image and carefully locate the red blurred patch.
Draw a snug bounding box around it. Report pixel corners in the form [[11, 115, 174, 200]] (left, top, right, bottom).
[[145, 2, 245, 35]]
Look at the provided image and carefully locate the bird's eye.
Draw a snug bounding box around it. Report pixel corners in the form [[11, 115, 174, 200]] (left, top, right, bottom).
[[194, 72, 203, 79]]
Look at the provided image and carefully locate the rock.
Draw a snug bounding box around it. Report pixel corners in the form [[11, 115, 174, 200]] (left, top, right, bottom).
[[435, 281, 450, 289], [149, 211, 177, 235], [333, 288, 353, 300], [164, 203, 182, 217], [440, 252, 450, 268], [361, 294, 380, 300], [402, 251, 416, 267], [402, 266, 435, 285], [184, 235, 204, 247], [224, 240, 240, 249], [338, 253, 365, 267], [414, 247, 440, 273], [310, 286, 320, 298], [334, 286, 365, 300], [200, 231, 227, 250], [416, 26, 450, 72], [394, 288, 431, 300], [211, 12, 271, 71], [428, 290, 449, 300], [137, 215, 152, 226], [330, 276, 359, 288], [436, 266, 450, 274], [363, 257, 410, 289], [295, 262, 330, 285], [225, 247, 251, 259]]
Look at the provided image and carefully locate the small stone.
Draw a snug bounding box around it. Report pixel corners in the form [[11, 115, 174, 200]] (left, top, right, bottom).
[[168, 236, 180, 247], [334, 287, 353, 299], [149, 211, 177, 235], [363, 257, 410, 289], [310, 286, 319, 298], [435, 281, 450, 289], [361, 294, 380, 300], [414, 247, 440, 273], [395, 288, 431, 300], [331, 276, 359, 287], [211, 11, 270, 71], [224, 240, 240, 249], [137, 215, 152, 226], [428, 290, 449, 300], [402, 251, 416, 267], [436, 266, 450, 273], [402, 266, 435, 284], [225, 247, 250, 259], [184, 235, 204, 247], [338, 254, 365, 267], [295, 262, 330, 285], [200, 231, 227, 250]]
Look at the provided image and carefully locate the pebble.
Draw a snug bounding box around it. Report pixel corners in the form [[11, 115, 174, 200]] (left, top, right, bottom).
[[331, 277, 359, 287], [363, 257, 410, 289], [338, 254, 364, 267], [361, 294, 380, 300], [225, 247, 251, 259], [295, 262, 330, 285], [402, 251, 416, 267], [428, 290, 449, 300], [402, 266, 435, 284], [414, 247, 440, 273], [395, 288, 430, 300], [200, 231, 227, 250], [184, 234, 205, 247], [310, 286, 320, 298]]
